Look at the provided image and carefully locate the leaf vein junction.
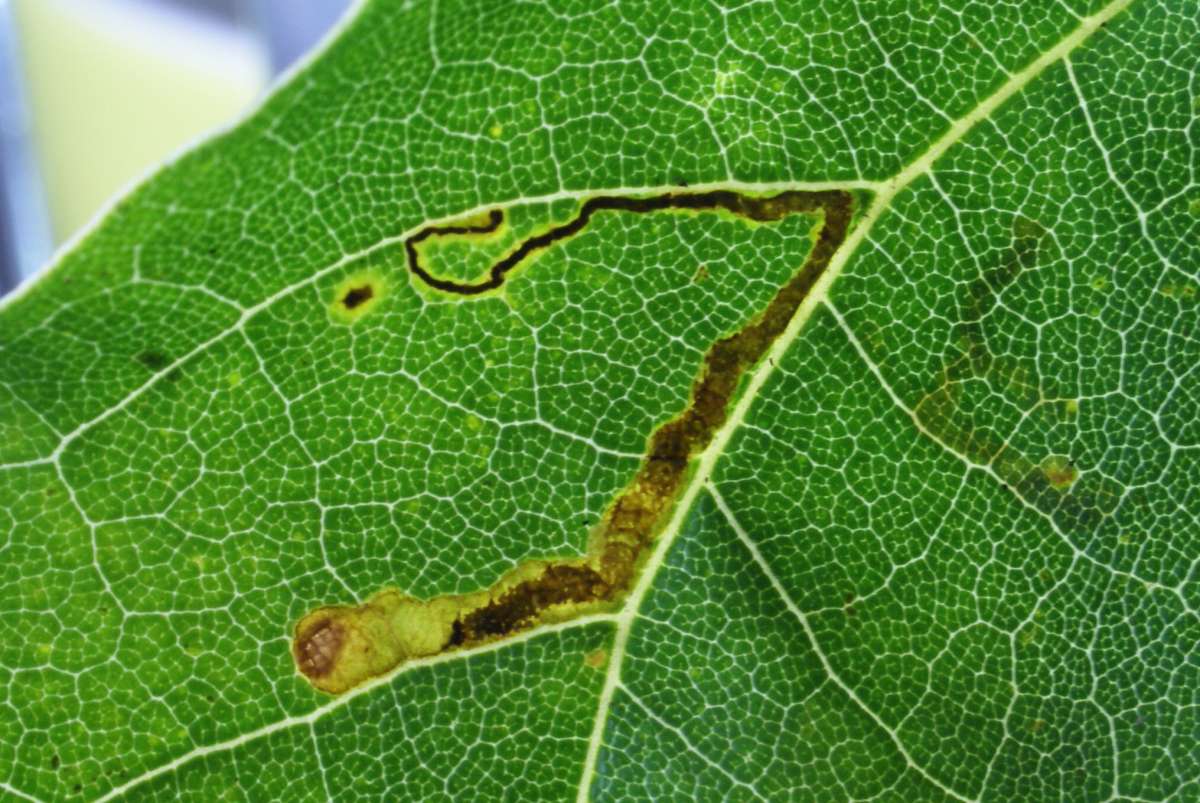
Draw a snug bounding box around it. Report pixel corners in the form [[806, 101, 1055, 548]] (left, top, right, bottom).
[[707, 483, 977, 803]]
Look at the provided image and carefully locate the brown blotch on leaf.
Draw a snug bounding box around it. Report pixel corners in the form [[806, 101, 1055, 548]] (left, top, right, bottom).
[[585, 649, 608, 669], [294, 619, 344, 679]]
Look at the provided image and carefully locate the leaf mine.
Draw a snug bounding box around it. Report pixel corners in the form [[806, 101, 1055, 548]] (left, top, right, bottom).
[[293, 188, 857, 694], [912, 214, 1119, 532], [329, 269, 387, 323]]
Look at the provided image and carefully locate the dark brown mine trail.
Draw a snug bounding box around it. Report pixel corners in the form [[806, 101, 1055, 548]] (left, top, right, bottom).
[[294, 188, 855, 694]]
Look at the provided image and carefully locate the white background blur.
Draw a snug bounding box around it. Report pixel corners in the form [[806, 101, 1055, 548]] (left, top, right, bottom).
[[0, 0, 353, 297]]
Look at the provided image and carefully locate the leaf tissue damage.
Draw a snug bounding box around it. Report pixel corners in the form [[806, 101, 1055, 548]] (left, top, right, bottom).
[[917, 214, 1117, 532], [294, 188, 856, 693], [340, 284, 374, 309]]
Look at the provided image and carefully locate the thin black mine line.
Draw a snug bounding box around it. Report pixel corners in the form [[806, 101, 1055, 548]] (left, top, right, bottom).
[[405, 190, 833, 295]]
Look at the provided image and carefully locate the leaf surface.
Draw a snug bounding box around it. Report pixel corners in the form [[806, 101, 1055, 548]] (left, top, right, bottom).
[[0, 0, 1196, 801]]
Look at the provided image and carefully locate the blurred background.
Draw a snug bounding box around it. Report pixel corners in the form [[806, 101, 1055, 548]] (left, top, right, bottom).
[[0, 0, 354, 297]]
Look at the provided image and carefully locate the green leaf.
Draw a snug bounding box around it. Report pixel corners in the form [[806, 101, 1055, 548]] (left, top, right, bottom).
[[1, 0, 1196, 800]]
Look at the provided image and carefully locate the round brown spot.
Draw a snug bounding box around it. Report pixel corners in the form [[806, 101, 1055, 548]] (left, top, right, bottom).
[[295, 620, 344, 679]]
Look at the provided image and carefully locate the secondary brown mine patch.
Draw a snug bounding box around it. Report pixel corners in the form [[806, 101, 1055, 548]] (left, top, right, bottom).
[[949, 214, 1046, 382], [585, 649, 608, 669], [294, 188, 856, 694], [1040, 455, 1079, 490]]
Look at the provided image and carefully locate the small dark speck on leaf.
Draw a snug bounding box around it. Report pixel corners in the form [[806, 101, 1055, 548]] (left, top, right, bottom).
[[135, 351, 169, 371], [51, 754, 60, 769], [341, 284, 375, 310]]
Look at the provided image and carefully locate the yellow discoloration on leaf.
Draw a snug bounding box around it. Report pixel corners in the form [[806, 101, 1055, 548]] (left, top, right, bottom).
[[329, 269, 387, 324], [1040, 455, 1078, 490], [1159, 283, 1196, 300]]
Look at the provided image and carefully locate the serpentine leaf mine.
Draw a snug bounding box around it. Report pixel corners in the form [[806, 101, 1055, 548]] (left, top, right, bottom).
[[294, 188, 856, 693]]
